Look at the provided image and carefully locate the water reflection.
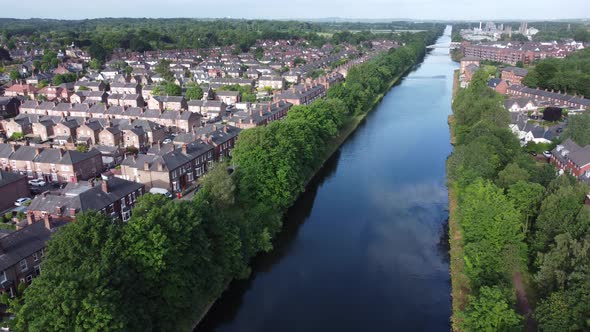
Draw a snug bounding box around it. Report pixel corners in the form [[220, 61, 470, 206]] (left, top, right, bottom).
[[197, 150, 342, 332], [197, 26, 457, 332]]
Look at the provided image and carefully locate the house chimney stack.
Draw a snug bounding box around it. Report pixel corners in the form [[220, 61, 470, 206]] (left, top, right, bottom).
[[182, 144, 188, 154], [43, 214, 52, 230], [101, 179, 110, 193], [144, 161, 150, 171]]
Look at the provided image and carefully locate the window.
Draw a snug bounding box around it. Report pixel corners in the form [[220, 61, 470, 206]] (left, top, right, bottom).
[[20, 259, 28, 271], [187, 172, 194, 182], [131, 192, 136, 202], [34, 265, 41, 275], [122, 210, 131, 222], [33, 253, 38, 262], [0, 271, 7, 283], [121, 198, 126, 208], [26, 275, 33, 283]]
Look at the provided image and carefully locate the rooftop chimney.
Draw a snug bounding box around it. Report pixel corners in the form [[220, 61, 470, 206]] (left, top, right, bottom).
[[43, 214, 52, 230], [144, 161, 150, 171], [101, 179, 110, 193], [182, 144, 188, 154]]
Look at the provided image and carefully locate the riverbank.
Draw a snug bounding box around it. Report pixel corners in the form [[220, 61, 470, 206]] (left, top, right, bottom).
[[448, 69, 468, 330]]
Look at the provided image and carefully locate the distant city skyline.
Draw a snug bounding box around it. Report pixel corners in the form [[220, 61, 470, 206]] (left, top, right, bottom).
[[3, 0, 590, 21]]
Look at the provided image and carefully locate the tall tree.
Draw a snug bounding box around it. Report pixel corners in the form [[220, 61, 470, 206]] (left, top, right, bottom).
[[14, 212, 144, 331], [460, 286, 522, 332]]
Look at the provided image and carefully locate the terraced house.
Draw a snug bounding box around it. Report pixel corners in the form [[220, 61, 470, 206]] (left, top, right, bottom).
[[0, 143, 103, 183], [119, 140, 214, 193], [26, 173, 144, 223], [551, 139, 590, 177], [0, 220, 62, 298], [508, 86, 590, 110]]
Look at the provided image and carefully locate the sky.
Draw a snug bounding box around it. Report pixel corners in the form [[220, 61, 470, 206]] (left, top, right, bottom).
[[3, 0, 590, 21]]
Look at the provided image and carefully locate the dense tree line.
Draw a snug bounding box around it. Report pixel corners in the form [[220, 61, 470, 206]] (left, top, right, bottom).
[[522, 48, 590, 98], [0, 19, 446, 68], [450, 68, 590, 331], [7, 29, 440, 331], [448, 70, 556, 331]]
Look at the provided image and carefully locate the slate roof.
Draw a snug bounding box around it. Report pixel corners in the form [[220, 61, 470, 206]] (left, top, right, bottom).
[[0, 222, 58, 272], [509, 86, 590, 108], [0, 170, 26, 188], [28, 177, 143, 213], [0, 143, 101, 164], [502, 66, 529, 77], [504, 97, 535, 109]]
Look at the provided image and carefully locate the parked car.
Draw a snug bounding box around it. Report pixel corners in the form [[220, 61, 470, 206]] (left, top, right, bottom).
[[148, 187, 174, 199], [543, 151, 552, 158], [28, 178, 46, 186], [14, 197, 31, 206]]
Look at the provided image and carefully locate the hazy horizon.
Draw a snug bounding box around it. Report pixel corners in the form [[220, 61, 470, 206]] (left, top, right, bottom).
[[3, 0, 590, 21]]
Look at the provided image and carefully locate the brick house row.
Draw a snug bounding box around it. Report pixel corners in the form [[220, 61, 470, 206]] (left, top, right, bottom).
[[119, 124, 240, 192], [507, 86, 590, 110], [27, 173, 145, 223], [18, 102, 201, 133], [0, 220, 59, 298], [274, 83, 326, 106], [225, 101, 292, 129], [551, 139, 590, 177], [0, 143, 103, 183], [500, 67, 528, 86], [120, 140, 214, 192]]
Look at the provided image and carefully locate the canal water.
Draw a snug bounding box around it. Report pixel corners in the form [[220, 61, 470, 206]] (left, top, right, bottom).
[[198, 26, 458, 332]]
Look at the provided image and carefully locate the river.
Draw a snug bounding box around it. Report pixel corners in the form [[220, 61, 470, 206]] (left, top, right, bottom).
[[197, 26, 458, 332]]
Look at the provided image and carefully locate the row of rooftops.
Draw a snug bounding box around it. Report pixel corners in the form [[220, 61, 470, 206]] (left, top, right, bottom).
[[121, 124, 241, 172], [553, 138, 590, 170], [508, 85, 590, 108], [0, 143, 101, 165], [19, 102, 198, 120], [28, 175, 143, 216]]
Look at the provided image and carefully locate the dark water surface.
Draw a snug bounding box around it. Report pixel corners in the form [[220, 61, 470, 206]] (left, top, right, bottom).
[[197, 26, 458, 332]]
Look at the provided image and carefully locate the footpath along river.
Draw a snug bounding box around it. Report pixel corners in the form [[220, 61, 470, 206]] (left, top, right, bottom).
[[197, 26, 458, 332]]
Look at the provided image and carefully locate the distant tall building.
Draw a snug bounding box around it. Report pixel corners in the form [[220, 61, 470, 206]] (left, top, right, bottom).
[[519, 22, 528, 35], [505, 26, 513, 38]]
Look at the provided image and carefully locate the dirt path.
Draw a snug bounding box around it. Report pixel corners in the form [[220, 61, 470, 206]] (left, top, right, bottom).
[[513, 272, 537, 332]]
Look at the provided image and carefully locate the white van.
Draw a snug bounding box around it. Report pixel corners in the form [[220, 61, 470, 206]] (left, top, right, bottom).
[[149, 187, 174, 199]]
